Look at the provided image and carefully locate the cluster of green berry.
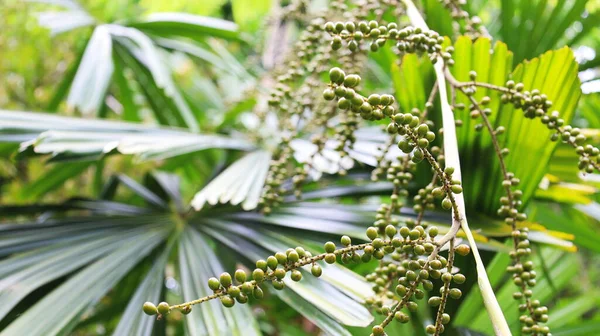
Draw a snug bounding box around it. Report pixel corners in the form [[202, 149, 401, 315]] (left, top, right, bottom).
[[322, 59, 479, 334], [507, 228, 551, 335], [496, 80, 600, 173], [325, 19, 445, 63], [450, 72, 553, 336], [260, 14, 333, 212], [260, 0, 402, 207], [143, 246, 325, 318], [324, 67, 396, 121], [363, 225, 471, 336]]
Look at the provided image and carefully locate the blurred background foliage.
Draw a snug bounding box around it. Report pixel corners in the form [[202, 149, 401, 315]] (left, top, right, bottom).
[[1, 0, 600, 335]]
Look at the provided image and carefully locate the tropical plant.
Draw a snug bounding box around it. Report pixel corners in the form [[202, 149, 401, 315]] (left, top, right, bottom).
[[1, 0, 600, 336]]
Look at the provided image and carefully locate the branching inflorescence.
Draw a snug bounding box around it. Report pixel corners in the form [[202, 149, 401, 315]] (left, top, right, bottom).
[[141, 1, 600, 335]]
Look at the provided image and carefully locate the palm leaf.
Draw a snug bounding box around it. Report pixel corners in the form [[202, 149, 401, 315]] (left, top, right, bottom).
[[490, 0, 591, 65], [65, 25, 114, 114], [191, 150, 271, 211], [1, 110, 253, 162], [108, 25, 200, 131], [128, 13, 239, 41], [553, 321, 600, 336], [445, 37, 581, 215], [113, 240, 172, 336], [491, 47, 581, 209], [1, 220, 170, 335], [178, 228, 260, 336], [32, 5, 94, 36], [454, 247, 582, 334]]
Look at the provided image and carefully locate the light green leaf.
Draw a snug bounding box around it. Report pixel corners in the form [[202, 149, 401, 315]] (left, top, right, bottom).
[[553, 321, 600, 336], [455, 248, 579, 334], [391, 53, 434, 113], [17, 161, 92, 200], [546, 294, 600, 329], [128, 13, 238, 41], [232, 0, 272, 32]]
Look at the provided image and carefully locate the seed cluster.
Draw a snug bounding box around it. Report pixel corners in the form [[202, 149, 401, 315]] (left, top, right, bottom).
[[142, 246, 324, 318], [362, 220, 471, 335], [258, 1, 406, 208], [325, 20, 446, 63], [501, 81, 600, 173]]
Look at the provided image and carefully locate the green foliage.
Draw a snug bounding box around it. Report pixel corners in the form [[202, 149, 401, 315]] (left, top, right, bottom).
[[1, 0, 600, 335]]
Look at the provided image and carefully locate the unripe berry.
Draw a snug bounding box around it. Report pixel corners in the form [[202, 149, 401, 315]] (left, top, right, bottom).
[[453, 273, 466, 284], [242, 282, 254, 294], [343, 74, 361, 88], [428, 296, 441, 307], [428, 227, 439, 237], [220, 272, 232, 287], [142, 302, 158, 315], [221, 296, 235, 308], [228, 286, 241, 298], [441, 272, 452, 283], [372, 325, 384, 335], [235, 270, 247, 284], [252, 268, 265, 281], [288, 250, 300, 263], [395, 311, 409, 323], [323, 89, 335, 100], [275, 252, 287, 264], [157, 302, 170, 315], [253, 286, 264, 299], [267, 256, 278, 270], [366, 227, 378, 240], [451, 185, 463, 194], [449, 288, 462, 299], [325, 253, 336, 264], [274, 268, 286, 280], [385, 225, 397, 237], [208, 277, 221, 291], [291, 270, 302, 281], [236, 293, 248, 304], [311, 264, 323, 277], [324, 241, 336, 253], [181, 305, 192, 315], [455, 244, 471, 256], [256, 259, 267, 271], [329, 67, 345, 84], [442, 197, 452, 210]]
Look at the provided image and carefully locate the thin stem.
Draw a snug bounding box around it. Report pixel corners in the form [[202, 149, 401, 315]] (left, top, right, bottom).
[[434, 238, 455, 336], [170, 243, 371, 310], [463, 92, 536, 319], [380, 279, 418, 329]]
